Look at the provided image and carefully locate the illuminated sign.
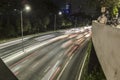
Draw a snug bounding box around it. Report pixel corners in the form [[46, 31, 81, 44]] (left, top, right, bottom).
[[62, 3, 71, 14]]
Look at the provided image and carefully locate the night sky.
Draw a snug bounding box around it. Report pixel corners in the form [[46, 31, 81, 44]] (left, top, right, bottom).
[[28, 0, 83, 11], [50, 0, 81, 10]]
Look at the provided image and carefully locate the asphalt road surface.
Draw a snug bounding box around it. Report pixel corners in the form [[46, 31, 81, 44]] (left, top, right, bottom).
[[0, 32, 62, 59], [0, 27, 92, 80]]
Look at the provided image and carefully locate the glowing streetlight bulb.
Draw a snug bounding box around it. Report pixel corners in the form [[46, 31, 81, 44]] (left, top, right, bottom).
[[25, 5, 31, 11], [58, 11, 62, 15]]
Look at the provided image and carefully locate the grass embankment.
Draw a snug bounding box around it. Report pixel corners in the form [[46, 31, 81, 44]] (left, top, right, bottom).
[[81, 41, 106, 80]]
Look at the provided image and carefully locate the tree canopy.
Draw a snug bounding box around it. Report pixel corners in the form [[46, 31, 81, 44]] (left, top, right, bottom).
[[101, 0, 120, 8], [0, 0, 59, 39]]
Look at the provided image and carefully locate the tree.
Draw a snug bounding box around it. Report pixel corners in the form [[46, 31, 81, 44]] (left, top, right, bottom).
[[101, 0, 120, 8], [113, 6, 119, 17], [0, 0, 59, 39], [88, 0, 120, 18], [101, 0, 120, 18], [0, 0, 21, 39]]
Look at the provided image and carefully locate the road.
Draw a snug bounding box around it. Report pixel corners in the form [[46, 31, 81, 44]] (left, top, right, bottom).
[[0, 32, 62, 59], [0, 27, 92, 80]]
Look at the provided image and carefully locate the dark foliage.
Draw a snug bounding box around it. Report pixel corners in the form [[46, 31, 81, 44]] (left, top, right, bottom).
[[0, 0, 58, 39]]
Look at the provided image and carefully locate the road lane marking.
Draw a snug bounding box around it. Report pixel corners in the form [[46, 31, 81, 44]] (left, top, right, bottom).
[[42, 60, 60, 80], [35, 34, 55, 41], [57, 54, 74, 80], [57, 38, 88, 80], [0, 37, 30, 49], [44, 66, 51, 73], [61, 40, 73, 48], [3, 35, 69, 65], [78, 52, 89, 80], [50, 67, 60, 80]]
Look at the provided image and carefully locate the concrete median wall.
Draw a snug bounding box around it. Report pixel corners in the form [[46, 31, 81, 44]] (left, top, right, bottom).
[[0, 58, 18, 80], [92, 22, 120, 80]]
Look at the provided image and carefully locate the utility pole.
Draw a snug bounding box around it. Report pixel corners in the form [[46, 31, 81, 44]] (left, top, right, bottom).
[[54, 14, 57, 31], [20, 11, 24, 52], [75, 17, 77, 28], [20, 4, 31, 52]]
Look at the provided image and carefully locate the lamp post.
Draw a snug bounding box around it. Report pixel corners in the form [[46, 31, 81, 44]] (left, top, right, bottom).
[[20, 11, 24, 52], [54, 14, 56, 31], [20, 4, 31, 52], [54, 11, 62, 31], [75, 17, 77, 28]]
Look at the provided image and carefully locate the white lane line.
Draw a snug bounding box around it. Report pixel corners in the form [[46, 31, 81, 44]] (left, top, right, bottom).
[[44, 66, 51, 73], [11, 65, 21, 72], [59, 53, 63, 57], [76, 34, 83, 39], [42, 61, 60, 80], [0, 37, 30, 49], [57, 54, 74, 80], [3, 35, 68, 64], [61, 40, 73, 48], [78, 52, 89, 80], [35, 35, 55, 41]]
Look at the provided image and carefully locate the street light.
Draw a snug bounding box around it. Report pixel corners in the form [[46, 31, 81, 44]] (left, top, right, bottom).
[[20, 4, 31, 52], [24, 5, 31, 12], [54, 11, 62, 31], [58, 11, 62, 15]]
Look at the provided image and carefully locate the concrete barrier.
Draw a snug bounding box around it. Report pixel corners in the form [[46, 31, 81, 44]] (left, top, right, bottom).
[[92, 22, 120, 80], [0, 58, 18, 80]]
